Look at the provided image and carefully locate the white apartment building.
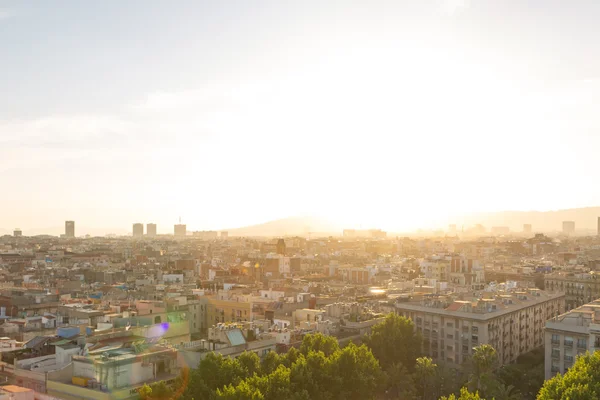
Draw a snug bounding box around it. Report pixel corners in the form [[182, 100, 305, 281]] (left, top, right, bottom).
[[544, 300, 600, 379], [396, 288, 565, 366]]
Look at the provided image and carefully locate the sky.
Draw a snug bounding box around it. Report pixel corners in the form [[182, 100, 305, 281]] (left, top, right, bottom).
[[1, 0, 600, 235]]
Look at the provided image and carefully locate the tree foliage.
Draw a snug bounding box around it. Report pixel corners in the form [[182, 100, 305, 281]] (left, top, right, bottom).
[[538, 351, 600, 399], [415, 357, 437, 400], [496, 347, 544, 400], [182, 333, 381, 400], [382, 362, 417, 400], [175, 314, 579, 400], [363, 313, 421, 370], [138, 384, 152, 400], [299, 332, 340, 356], [440, 387, 484, 400]]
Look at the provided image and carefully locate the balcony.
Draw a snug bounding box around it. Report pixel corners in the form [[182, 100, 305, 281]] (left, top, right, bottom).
[[564, 340, 573, 347], [551, 351, 560, 359], [577, 341, 587, 349]]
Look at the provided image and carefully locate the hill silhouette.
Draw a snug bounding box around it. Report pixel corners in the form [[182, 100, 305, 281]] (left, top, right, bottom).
[[450, 206, 600, 233], [226, 216, 342, 237]]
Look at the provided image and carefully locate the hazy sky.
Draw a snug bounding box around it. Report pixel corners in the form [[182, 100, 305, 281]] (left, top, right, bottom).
[[1, 0, 600, 234]]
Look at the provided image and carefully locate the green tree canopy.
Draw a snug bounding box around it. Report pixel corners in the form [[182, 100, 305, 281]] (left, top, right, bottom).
[[467, 344, 499, 398], [538, 351, 600, 399], [299, 332, 340, 357], [416, 357, 437, 400], [363, 313, 421, 370], [329, 343, 383, 400], [440, 387, 484, 400]]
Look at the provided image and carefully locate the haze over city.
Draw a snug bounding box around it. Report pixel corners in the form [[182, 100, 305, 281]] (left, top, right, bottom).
[[4, 2, 600, 400], [2, 0, 600, 235]]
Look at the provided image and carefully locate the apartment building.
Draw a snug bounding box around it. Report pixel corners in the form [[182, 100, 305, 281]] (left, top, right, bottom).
[[396, 288, 565, 366], [544, 272, 600, 310], [544, 300, 600, 379], [206, 297, 253, 326], [339, 266, 375, 284], [186, 297, 209, 336], [46, 344, 178, 400]]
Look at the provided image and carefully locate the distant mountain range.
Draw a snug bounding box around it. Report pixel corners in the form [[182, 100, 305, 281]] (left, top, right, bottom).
[[452, 207, 600, 234], [3, 207, 600, 237], [228, 207, 600, 237], [226, 216, 343, 237]]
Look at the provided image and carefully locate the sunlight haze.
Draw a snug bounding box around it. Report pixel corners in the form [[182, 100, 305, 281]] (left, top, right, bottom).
[[2, 0, 600, 234]]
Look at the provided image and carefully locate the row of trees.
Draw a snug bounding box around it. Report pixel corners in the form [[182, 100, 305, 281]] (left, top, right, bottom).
[[138, 313, 600, 399], [182, 334, 382, 400]]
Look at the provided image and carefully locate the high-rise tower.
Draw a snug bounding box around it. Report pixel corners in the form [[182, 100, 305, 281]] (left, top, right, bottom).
[[65, 221, 75, 238]]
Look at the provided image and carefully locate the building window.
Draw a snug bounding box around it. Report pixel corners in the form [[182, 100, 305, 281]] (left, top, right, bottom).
[[577, 338, 587, 349], [552, 334, 560, 345]]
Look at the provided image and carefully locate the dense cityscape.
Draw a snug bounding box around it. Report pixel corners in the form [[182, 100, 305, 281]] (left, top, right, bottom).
[[0, 219, 599, 399], [4, 1, 600, 399]]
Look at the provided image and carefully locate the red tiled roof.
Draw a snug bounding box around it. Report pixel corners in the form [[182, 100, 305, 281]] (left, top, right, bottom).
[[445, 302, 464, 312]]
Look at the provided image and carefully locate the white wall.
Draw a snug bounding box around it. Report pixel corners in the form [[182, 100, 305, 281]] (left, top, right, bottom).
[[162, 274, 184, 283]]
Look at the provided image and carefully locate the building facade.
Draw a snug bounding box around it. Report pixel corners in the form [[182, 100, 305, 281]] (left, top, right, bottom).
[[544, 273, 600, 310], [544, 300, 600, 379], [562, 221, 575, 235], [206, 297, 253, 326], [396, 289, 565, 367], [146, 223, 157, 237], [65, 221, 75, 238], [174, 224, 186, 237], [132, 223, 144, 238]]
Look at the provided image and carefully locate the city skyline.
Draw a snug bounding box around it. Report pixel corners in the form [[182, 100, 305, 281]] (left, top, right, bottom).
[[2, 1, 600, 397], [4, 206, 600, 237]]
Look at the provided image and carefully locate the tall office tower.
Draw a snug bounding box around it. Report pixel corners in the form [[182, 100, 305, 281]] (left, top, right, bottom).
[[562, 221, 575, 235], [65, 221, 75, 238], [174, 224, 187, 237], [132, 223, 144, 237], [523, 224, 532, 234], [147, 223, 157, 237], [13, 229, 22, 237]]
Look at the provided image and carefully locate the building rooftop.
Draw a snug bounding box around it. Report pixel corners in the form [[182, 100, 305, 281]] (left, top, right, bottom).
[[547, 299, 600, 327], [2, 385, 32, 393], [396, 288, 563, 320]]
